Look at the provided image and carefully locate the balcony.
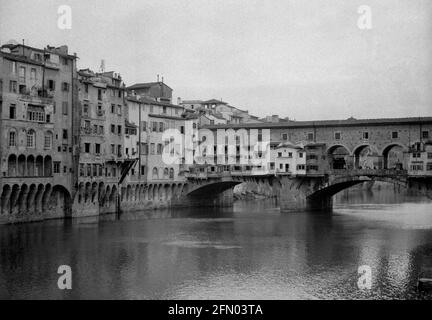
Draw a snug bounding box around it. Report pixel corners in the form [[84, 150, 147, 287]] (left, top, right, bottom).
[[19, 89, 54, 105]]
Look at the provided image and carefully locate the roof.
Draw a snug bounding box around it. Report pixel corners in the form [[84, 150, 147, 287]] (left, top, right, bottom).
[[202, 116, 432, 130], [127, 82, 173, 91], [202, 99, 228, 105], [140, 97, 183, 109], [277, 142, 303, 149], [181, 100, 203, 104], [148, 114, 185, 121]]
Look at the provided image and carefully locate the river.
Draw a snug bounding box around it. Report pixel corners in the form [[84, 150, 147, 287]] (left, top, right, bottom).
[[1, 186, 432, 299]]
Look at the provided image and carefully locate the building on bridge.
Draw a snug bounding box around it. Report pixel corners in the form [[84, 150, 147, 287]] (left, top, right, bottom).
[[408, 142, 432, 176], [203, 116, 432, 174], [275, 142, 306, 175]]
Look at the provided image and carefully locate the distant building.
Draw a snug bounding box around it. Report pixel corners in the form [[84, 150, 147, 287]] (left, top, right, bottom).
[[127, 81, 173, 103], [180, 98, 260, 125]]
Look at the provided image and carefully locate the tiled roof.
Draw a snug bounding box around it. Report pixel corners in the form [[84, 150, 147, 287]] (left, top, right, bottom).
[[127, 82, 172, 91]]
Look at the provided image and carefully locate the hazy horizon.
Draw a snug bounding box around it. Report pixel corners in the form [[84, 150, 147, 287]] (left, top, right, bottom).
[[1, 0, 431, 120]]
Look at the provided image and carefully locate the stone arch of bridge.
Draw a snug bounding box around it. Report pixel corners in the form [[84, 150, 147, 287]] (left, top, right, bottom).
[[352, 144, 380, 169], [186, 181, 242, 197], [326, 144, 351, 170], [307, 176, 407, 203], [381, 143, 407, 169]]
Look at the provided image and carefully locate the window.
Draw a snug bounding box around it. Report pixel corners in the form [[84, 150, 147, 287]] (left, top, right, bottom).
[[54, 162, 61, 174], [27, 130, 35, 148], [97, 104, 103, 116], [299, 152, 304, 158], [117, 125, 122, 135], [30, 68, 36, 81], [9, 104, 16, 119], [62, 101, 68, 115], [62, 82, 69, 92], [428, 153, 432, 159], [307, 132, 314, 141], [47, 79, 55, 90], [98, 89, 102, 101], [157, 144, 163, 154], [117, 145, 122, 157], [111, 124, 115, 134], [422, 131, 429, 139], [392, 131, 398, 139], [427, 163, 432, 171], [95, 144, 101, 155], [163, 106, 167, 114], [111, 104, 115, 113], [150, 143, 155, 155], [111, 144, 115, 154], [117, 105, 122, 115], [19, 66, 26, 82], [334, 132, 341, 140], [83, 103, 89, 116], [84, 143, 90, 153], [141, 121, 147, 131], [11, 61, 17, 74], [258, 133, 262, 142], [27, 105, 45, 122], [278, 152, 282, 157], [282, 133, 288, 140], [44, 132, 53, 149], [288, 152, 293, 158], [363, 132, 369, 140], [99, 126, 104, 135], [9, 130, 16, 147], [141, 165, 145, 175], [9, 80, 17, 93], [159, 122, 164, 132], [61, 57, 68, 66], [62, 129, 68, 140]]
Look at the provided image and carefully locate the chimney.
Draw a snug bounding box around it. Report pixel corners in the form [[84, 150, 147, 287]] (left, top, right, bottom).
[[157, 74, 160, 82], [177, 97, 181, 105]]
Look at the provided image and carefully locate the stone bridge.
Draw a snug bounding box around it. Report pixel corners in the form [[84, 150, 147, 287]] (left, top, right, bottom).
[[183, 169, 432, 212]]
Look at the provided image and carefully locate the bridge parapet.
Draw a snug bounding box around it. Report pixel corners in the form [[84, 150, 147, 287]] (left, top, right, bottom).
[[329, 169, 408, 177]]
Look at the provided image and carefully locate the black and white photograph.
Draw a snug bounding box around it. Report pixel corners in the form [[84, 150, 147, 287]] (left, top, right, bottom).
[[1, 0, 432, 307]]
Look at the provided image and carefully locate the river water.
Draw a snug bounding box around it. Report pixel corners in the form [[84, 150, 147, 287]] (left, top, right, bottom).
[[1, 186, 432, 300]]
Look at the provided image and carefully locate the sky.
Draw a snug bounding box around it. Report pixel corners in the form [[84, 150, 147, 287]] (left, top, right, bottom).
[[1, 0, 431, 120]]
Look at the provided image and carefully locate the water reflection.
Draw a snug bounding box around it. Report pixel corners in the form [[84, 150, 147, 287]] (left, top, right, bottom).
[[0, 186, 432, 299]]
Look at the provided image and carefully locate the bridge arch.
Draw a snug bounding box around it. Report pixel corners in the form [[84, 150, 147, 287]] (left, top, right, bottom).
[[306, 175, 408, 210], [326, 144, 351, 170], [186, 181, 242, 197], [352, 144, 380, 169], [381, 143, 407, 169]]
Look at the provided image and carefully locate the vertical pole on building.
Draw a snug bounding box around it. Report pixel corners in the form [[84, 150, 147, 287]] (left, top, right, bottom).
[[138, 101, 141, 180]]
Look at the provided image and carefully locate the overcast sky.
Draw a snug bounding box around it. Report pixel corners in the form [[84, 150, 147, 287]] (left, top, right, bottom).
[[1, 0, 431, 120]]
